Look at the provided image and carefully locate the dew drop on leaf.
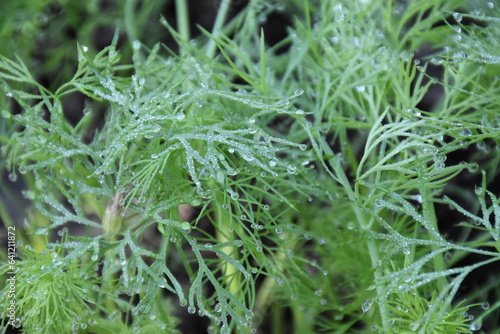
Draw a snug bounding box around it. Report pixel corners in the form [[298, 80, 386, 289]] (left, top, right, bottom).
[[286, 165, 298, 174], [460, 129, 472, 136], [18, 165, 27, 174], [362, 299, 373, 312], [215, 303, 222, 312], [470, 319, 482, 331], [453, 12, 463, 22]]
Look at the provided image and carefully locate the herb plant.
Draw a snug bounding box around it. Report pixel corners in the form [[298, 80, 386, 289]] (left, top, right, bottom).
[[1, 0, 500, 333]]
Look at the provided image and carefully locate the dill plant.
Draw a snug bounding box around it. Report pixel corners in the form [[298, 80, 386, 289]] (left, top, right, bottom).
[[1, 0, 500, 333]]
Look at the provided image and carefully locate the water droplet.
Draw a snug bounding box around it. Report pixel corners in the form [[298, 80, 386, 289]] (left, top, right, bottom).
[[460, 129, 472, 136], [180, 299, 187, 307], [355, 85, 366, 92], [275, 227, 282, 234], [286, 165, 298, 175], [294, 88, 304, 96], [215, 303, 222, 312], [315, 289, 322, 296], [277, 278, 284, 286], [18, 165, 28, 174], [475, 185, 483, 195], [188, 306, 196, 314], [291, 295, 297, 300], [82, 45, 89, 52], [320, 299, 327, 305], [91, 254, 98, 261], [362, 299, 373, 312], [467, 163, 479, 173], [228, 148, 235, 154], [487, 2, 494, 9], [256, 246, 263, 252], [453, 12, 463, 22], [402, 245, 410, 255], [132, 40, 141, 50], [8, 173, 17, 182], [470, 318, 482, 331], [299, 144, 307, 151]]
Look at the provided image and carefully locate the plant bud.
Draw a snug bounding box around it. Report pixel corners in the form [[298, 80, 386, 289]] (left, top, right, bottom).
[[102, 192, 123, 239]]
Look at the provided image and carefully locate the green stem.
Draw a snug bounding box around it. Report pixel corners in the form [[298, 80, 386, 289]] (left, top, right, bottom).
[[215, 201, 239, 295], [175, 0, 190, 44], [124, 0, 139, 42], [206, 0, 232, 58], [312, 131, 390, 331]]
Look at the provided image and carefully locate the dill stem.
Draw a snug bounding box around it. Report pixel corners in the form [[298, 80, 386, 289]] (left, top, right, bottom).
[[175, 0, 190, 44], [206, 0, 231, 58], [215, 201, 239, 295], [124, 0, 138, 42]]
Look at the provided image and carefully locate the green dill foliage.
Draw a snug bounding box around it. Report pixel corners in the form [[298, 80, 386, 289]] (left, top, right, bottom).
[[1, 0, 500, 333]]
